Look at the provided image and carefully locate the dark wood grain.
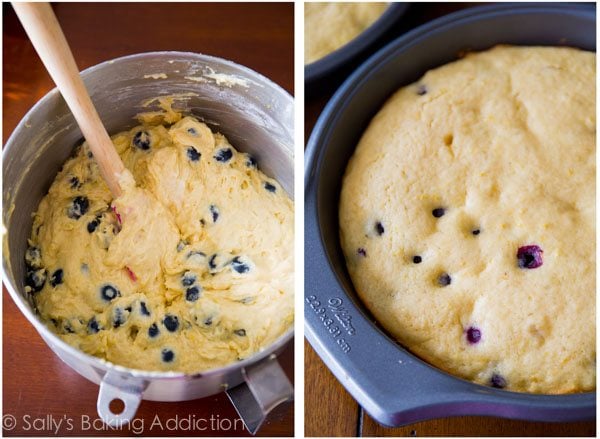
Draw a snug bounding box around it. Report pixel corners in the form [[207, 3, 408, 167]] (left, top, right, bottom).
[[304, 3, 595, 437], [3, 2, 293, 436], [361, 413, 596, 437], [3, 2, 293, 143], [304, 341, 359, 437]]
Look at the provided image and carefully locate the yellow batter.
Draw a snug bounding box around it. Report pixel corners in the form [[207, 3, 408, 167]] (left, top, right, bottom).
[[339, 46, 595, 393], [305, 2, 387, 64], [25, 102, 294, 373]]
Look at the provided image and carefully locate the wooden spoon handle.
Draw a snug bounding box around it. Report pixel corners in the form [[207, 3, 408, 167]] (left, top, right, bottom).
[[12, 2, 126, 198]]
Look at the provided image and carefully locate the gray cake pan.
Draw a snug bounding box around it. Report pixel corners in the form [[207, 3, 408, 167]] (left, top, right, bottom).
[[305, 3, 596, 427], [305, 2, 409, 85]]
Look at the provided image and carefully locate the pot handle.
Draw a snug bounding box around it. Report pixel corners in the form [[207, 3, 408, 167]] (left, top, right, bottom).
[[226, 354, 294, 435], [97, 371, 145, 427]]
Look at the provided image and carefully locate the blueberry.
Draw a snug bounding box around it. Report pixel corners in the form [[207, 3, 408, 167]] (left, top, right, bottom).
[[416, 84, 428, 96], [148, 323, 160, 337], [490, 373, 506, 389], [140, 301, 151, 316], [234, 329, 246, 336], [25, 246, 42, 269], [87, 217, 101, 233], [112, 307, 127, 328], [472, 229, 481, 236], [161, 348, 175, 362], [69, 176, 81, 189], [432, 207, 445, 218], [187, 127, 197, 136], [187, 250, 206, 259], [357, 248, 367, 257], [413, 256, 422, 264], [88, 317, 100, 334], [214, 148, 233, 162], [100, 284, 120, 302], [181, 271, 196, 287], [466, 326, 481, 344], [517, 245, 543, 269], [50, 269, 64, 287], [163, 315, 179, 332], [375, 222, 385, 236], [132, 130, 151, 150], [25, 268, 46, 293], [209, 204, 219, 223], [208, 254, 218, 271], [438, 273, 451, 286], [64, 324, 75, 334], [264, 182, 276, 193], [187, 146, 201, 162], [67, 196, 89, 220], [186, 286, 201, 302], [246, 154, 257, 168], [204, 317, 213, 326], [231, 257, 250, 274]]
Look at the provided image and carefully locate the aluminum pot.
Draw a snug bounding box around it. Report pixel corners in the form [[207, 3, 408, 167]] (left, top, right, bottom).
[[3, 51, 294, 435], [305, 3, 595, 427]]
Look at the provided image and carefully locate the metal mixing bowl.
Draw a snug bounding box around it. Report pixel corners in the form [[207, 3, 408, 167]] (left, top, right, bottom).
[[3, 51, 294, 434], [305, 3, 595, 427]]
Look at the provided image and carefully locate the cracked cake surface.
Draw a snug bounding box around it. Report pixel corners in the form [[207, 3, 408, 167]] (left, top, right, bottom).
[[339, 46, 595, 393]]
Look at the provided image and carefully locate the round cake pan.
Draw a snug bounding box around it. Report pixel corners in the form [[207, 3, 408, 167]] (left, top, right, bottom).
[[305, 3, 595, 427], [305, 2, 409, 85], [3, 51, 294, 434]]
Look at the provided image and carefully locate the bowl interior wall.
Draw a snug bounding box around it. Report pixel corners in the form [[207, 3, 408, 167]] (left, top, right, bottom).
[[4, 53, 294, 313]]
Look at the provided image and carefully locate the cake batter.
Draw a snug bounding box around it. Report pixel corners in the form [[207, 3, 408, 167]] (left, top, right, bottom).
[[25, 102, 294, 373]]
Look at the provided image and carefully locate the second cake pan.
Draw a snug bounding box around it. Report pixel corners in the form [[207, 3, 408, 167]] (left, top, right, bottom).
[[305, 3, 596, 427]]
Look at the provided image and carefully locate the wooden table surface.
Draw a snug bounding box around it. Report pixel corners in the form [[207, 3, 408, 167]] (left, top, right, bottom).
[[3, 3, 293, 436], [304, 3, 596, 437]]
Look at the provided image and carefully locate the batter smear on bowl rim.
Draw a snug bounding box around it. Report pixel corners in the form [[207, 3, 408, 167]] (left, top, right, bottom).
[[24, 99, 294, 373], [339, 46, 595, 393]]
